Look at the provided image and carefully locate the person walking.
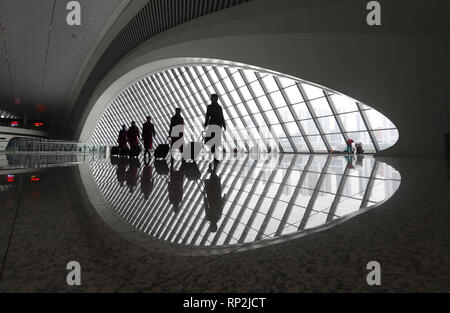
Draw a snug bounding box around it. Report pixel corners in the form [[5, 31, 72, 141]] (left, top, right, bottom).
[[169, 108, 184, 153], [204, 94, 226, 156], [127, 121, 141, 149], [117, 124, 128, 150], [142, 116, 156, 159]]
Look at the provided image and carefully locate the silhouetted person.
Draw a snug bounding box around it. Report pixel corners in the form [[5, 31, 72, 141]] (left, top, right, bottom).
[[142, 116, 156, 159], [127, 121, 141, 149], [140, 159, 154, 200], [169, 108, 184, 153], [204, 94, 226, 154], [126, 158, 140, 193], [116, 157, 129, 187], [168, 159, 184, 213], [117, 125, 128, 149], [204, 160, 225, 232]]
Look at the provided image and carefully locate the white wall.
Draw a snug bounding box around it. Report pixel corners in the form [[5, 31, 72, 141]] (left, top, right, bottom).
[[71, 0, 450, 157]]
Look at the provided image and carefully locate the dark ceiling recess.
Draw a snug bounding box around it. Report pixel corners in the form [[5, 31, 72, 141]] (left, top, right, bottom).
[[67, 0, 254, 140]]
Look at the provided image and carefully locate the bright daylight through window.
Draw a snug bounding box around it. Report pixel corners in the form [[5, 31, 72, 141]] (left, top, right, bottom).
[[90, 63, 398, 153]]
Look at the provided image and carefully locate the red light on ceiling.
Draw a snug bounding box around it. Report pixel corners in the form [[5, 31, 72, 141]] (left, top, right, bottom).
[[34, 122, 44, 127], [37, 103, 46, 112], [30, 175, 40, 182], [14, 97, 21, 105], [10, 121, 19, 127], [7, 174, 14, 182]]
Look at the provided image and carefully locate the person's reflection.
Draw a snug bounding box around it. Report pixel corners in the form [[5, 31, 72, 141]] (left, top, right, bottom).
[[203, 160, 226, 233], [168, 158, 184, 213], [140, 159, 154, 200], [126, 158, 140, 193], [345, 155, 355, 169], [116, 157, 129, 187], [356, 155, 364, 167]]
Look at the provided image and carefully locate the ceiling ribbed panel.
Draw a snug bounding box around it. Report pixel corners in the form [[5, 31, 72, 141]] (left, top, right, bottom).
[[103, 0, 252, 67], [69, 0, 254, 137]]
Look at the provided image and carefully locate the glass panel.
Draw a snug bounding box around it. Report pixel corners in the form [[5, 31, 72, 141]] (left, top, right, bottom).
[[276, 107, 294, 123], [292, 136, 309, 152], [248, 80, 265, 97], [292, 102, 312, 120], [372, 129, 399, 150], [325, 133, 346, 151], [261, 75, 279, 93], [302, 83, 324, 100], [285, 122, 301, 137], [329, 94, 358, 114], [307, 135, 327, 152], [271, 124, 286, 137], [284, 85, 303, 104], [317, 115, 341, 134], [339, 112, 367, 132], [278, 76, 296, 88], [365, 109, 396, 130], [309, 97, 332, 117], [300, 119, 320, 135]]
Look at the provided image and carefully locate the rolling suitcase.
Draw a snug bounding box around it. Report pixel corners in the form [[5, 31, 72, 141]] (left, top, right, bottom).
[[154, 144, 170, 159], [119, 146, 130, 157], [111, 146, 120, 156]]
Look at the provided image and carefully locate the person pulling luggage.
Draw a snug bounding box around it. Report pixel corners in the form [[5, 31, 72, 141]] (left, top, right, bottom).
[[127, 121, 141, 158]]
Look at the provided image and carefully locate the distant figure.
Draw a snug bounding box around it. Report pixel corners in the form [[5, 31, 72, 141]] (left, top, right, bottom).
[[142, 116, 156, 158], [140, 159, 154, 200], [168, 159, 184, 213], [346, 139, 354, 154], [204, 94, 226, 154], [169, 108, 184, 153], [127, 121, 141, 148], [117, 125, 128, 149], [204, 160, 225, 233]]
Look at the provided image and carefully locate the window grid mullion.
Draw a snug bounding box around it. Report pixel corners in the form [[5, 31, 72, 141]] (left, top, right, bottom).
[[296, 83, 332, 152], [153, 73, 196, 138], [237, 69, 284, 153], [356, 102, 381, 152], [273, 76, 313, 153], [298, 156, 332, 230], [323, 90, 349, 143], [255, 72, 299, 153], [193, 66, 248, 151], [202, 66, 258, 149], [214, 67, 262, 149]]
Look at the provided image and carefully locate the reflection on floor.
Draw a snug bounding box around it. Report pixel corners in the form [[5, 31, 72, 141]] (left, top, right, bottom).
[[0, 152, 103, 171], [1, 152, 448, 292], [87, 154, 400, 254]]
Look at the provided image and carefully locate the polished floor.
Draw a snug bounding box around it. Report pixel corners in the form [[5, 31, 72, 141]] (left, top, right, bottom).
[[0, 152, 448, 292]]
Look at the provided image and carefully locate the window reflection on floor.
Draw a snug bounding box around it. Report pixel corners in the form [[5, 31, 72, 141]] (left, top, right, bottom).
[[89, 154, 400, 250]]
